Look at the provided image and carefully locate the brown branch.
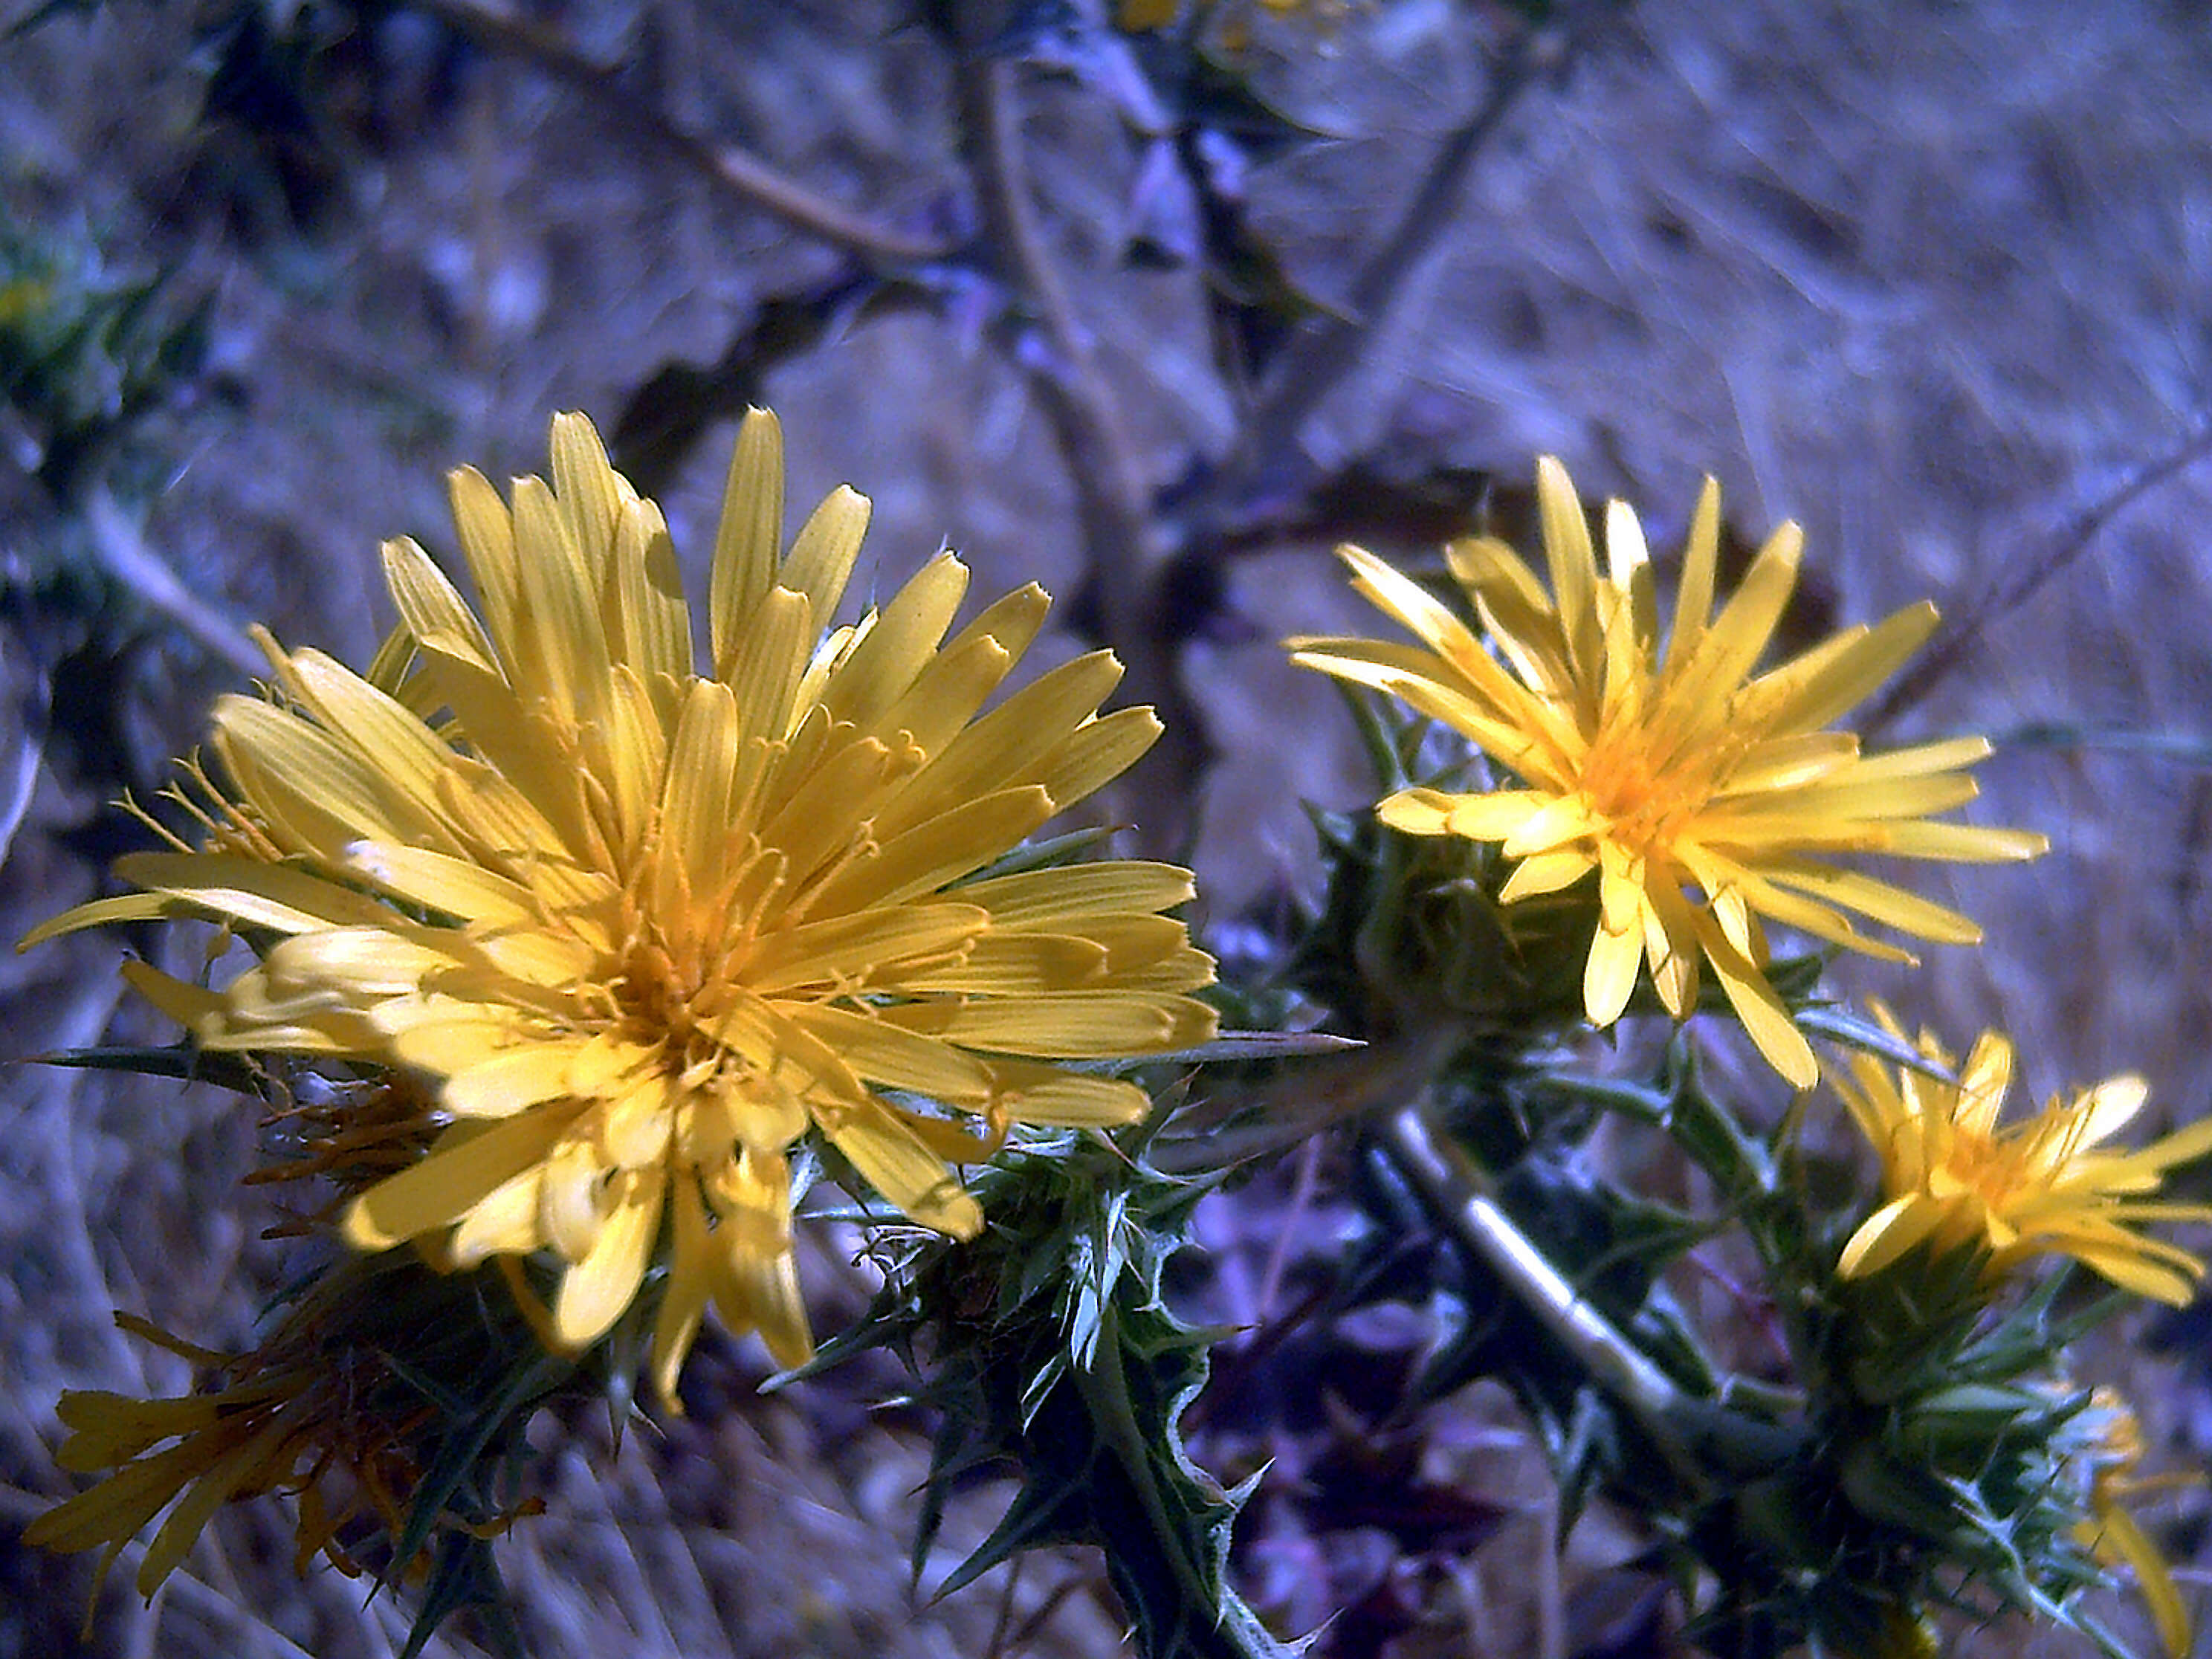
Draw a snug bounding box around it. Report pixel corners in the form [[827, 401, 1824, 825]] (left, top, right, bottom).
[[960, 47, 1212, 856], [1860, 421, 2212, 735], [85, 486, 264, 679], [1184, 4, 1622, 536], [413, 0, 956, 265]]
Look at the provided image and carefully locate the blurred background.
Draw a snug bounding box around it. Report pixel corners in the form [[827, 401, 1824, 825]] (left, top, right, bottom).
[[7, 1, 2212, 1655]]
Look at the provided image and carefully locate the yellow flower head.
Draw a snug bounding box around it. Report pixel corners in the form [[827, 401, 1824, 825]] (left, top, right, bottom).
[[1834, 1006, 2212, 1303], [25, 1315, 433, 1600], [25, 411, 1217, 1403], [1287, 458, 2045, 1084]]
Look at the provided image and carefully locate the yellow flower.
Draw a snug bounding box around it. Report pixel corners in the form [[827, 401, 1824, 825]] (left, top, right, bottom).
[[1858, 1604, 1940, 1659], [1287, 458, 2044, 1085], [1833, 1006, 2212, 1302], [2072, 1388, 2194, 1659], [25, 1316, 430, 1600], [25, 411, 1216, 1403]]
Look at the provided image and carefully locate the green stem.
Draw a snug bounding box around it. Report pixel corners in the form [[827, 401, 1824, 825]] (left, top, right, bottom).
[[1381, 1102, 1797, 1491]]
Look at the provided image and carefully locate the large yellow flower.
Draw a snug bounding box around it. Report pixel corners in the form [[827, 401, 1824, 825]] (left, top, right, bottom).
[[1833, 1006, 2212, 1303], [25, 411, 1216, 1403], [1287, 458, 2044, 1085]]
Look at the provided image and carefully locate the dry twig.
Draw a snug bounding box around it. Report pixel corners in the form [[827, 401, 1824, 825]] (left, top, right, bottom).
[[415, 0, 957, 266], [1184, 2, 1626, 540], [958, 45, 1211, 854], [1861, 420, 2212, 734]]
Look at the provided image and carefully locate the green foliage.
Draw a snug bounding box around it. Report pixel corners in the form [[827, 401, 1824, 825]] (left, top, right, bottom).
[[811, 1122, 1300, 1659], [0, 216, 209, 505]]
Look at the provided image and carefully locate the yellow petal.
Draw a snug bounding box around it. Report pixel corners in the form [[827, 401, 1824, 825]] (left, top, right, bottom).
[[554, 1168, 664, 1346], [345, 842, 537, 926], [279, 649, 476, 846], [1839, 1194, 1945, 1279], [827, 1101, 982, 1237], [450, 1162, 549, 1265], [818, 786, 1056, 915], [783, 1003, 993, 1102], [954, 861, 1195, 927], [1450, 534, 1576, 703], [442, 1038, 598, 1118], [881, 991, 1215, 1057], [19, 892, 178, 949], [215, 695, 421, 850], [990, 1064, 1150, 1126], [1498, 848, 1595, 902], [609, 497, 693, 701], [1445, 790, 1555, 841], [261, 927, 455, 997], [1760, 601, 1938, 735], [710, 407, 786, 668], [1663, 476, 1721, 664], [138, 1414, 291, 1596], [108, 852, 394, 936], [780, 485, 870, 641], [876, 653, 1122, 838], [1534, 457, 1602, 686], [447, 465, 521, 656], [1334, 544, 1518, 706], [1876, 820, 2048, 862], [891, 931, 1111, 995], [822, 551, 970, 731], [743, 902, 988, 996], [1035, 705, 1163, 811], [345, 1108, 578, 1249], [1694, 912, 1816, 1087], [711, 1235, 814, 1371], [653, 1177, 717, 1410], [549, 410, 624, 574], [660, 679, 741, 896], [380, 535, 501, 679], [1582, 860, 1645, 1027], [1371, 788, 1455, 835], [1757, 860, 1981, 946]]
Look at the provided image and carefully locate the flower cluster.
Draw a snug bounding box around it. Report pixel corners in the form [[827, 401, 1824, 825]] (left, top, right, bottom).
[[25, 433, 2210, 1659], [1293, 457, 2206, 1652]]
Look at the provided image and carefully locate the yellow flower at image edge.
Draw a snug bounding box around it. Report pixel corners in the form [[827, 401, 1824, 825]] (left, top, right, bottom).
[[1288, 458, 2045, 1086], [22, 1316, 436, 1600], [1833, 1006, 2212, 1304], [2074, 1388, 2194, 1659], [24, 410, 1216, 1405]]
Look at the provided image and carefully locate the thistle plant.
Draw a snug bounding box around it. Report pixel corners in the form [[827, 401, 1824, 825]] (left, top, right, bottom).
[[19, 431, 2208, 1659]]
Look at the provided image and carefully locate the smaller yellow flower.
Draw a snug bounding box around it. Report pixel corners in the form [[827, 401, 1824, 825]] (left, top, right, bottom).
[[26, 1316, 433, 1600], [1289, 458, 2044, 1087], [2073, 1388, 2194, 1659], [1834, 1005, 2212, 1302]]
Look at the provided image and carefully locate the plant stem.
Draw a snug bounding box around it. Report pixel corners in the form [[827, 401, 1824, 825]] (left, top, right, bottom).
[[1381, 1099, 1807, 1491], [957, 44, 1210, 853], [1382, 1102, 1689, 1430]]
